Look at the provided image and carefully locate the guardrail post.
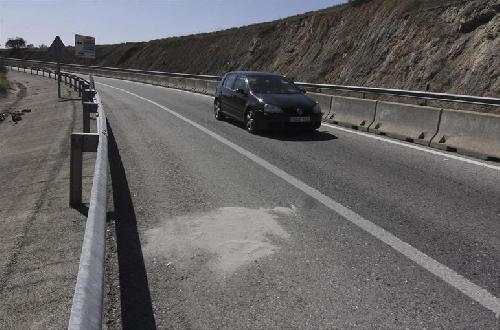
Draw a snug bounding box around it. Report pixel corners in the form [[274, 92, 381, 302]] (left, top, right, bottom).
[[70, 133, 99, 207], [83, 102, 98, 133], [70, 134, 84, 206]]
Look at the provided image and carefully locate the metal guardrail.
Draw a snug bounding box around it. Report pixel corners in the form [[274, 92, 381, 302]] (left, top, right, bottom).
[[3, 57, 499, 106], [6, 61, 109, 329], [6, 60, 90, 98], [294, 82, 500, 107], [68, 89, 108, 330]]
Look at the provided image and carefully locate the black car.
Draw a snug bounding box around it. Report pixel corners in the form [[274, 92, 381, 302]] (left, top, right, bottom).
[[214, 71, 322, 133]]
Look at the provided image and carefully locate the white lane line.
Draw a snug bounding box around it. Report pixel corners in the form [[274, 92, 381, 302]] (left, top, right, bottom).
[[321, 123, 500, 171], [98, 81, 500, 317], [98, 75, 500, 172]]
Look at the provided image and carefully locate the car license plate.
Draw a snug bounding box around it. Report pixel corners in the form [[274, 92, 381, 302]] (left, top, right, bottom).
[[290, 117, 310, 123]]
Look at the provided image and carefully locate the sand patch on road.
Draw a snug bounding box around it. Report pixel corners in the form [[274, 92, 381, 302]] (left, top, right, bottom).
[[143, 206, 295, 275]]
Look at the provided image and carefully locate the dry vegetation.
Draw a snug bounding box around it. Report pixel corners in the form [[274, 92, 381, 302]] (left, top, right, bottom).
[[2, 0, 499, 97]]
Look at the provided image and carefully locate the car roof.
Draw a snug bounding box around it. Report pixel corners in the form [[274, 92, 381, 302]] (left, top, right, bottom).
[[225, 71, 282, 77]]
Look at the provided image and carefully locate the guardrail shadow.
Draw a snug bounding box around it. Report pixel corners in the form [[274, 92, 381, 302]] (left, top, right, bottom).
[[108, 122, 157, 329]]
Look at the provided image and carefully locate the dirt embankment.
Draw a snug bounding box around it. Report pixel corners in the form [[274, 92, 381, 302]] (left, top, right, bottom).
[[3, 0, 500, 96]]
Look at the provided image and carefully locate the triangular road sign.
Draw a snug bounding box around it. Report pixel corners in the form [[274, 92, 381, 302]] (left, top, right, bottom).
[[48, 36, 68, 62]]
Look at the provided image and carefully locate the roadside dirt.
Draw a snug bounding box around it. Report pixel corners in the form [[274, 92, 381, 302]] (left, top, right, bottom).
[[0, 79, 28, 124], [0, 70, 92, 328]]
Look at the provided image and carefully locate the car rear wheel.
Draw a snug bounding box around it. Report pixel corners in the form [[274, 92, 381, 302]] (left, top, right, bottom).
[[214, 100, 224, 120], [245, 109, 258, 134]]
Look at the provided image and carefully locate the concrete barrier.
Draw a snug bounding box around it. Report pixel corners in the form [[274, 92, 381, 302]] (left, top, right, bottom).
[[430, 109, 500, 160], [132, 73, 140, 82], [326, 96, 377, 131], [309, 92, 332, 121], [117, 72, 130, 81], [135, 73, 151, 84], [149, 75, 163, 85], [169, 77, 186, 90], [155, 76, 169, 87], [194, 79, 208, 94], [143, 73, 155, 84], [124, 72, 138, 81], [185, 78, 197, 92], [206, 81, 219, 95], [124, 72, 137, 81], [119, 72, 130, 81], [368, 101, 441, 145]]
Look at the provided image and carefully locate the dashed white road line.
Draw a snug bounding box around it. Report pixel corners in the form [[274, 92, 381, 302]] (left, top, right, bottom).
[[97, 81, 500, 317]]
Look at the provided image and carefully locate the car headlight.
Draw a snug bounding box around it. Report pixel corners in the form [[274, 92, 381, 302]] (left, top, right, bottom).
[[312, 103, 321, 114], [264, 104, 283, 114]]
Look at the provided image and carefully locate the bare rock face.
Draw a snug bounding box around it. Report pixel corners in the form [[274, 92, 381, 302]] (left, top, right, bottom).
[[6, 0, 499, 97], [458, 0, 498, 33]]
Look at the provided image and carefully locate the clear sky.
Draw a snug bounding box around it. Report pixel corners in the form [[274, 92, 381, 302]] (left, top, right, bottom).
[[0, 0, 346, 47]]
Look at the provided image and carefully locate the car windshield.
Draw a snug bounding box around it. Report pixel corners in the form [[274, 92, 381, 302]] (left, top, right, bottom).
[[247, 75, 300, 94]]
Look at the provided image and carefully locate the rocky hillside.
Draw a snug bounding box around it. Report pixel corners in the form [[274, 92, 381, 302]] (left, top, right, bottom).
[[4, 0, 500, 96]]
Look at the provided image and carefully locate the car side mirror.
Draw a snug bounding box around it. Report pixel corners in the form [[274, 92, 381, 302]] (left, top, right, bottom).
[[299, 88, 307, 94], [236, 88, 248, 96]]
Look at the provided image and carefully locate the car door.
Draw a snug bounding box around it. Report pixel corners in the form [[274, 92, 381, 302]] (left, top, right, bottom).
[[221, 73, 237, 118], [229, 75, 249, 121]]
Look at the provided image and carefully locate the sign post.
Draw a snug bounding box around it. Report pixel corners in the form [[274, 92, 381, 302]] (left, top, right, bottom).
[[47, 36, 67, 98]]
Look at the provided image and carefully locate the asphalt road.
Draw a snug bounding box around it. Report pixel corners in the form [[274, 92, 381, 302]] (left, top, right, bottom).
[[96, 76, 500, 329]]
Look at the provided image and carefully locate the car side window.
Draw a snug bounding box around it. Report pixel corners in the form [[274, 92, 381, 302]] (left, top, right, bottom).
[[233, 75, 248, 91], [223, 74, 237, 90]]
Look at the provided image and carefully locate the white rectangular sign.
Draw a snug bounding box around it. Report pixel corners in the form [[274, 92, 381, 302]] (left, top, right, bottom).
[[75, 34, 95, 59]]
